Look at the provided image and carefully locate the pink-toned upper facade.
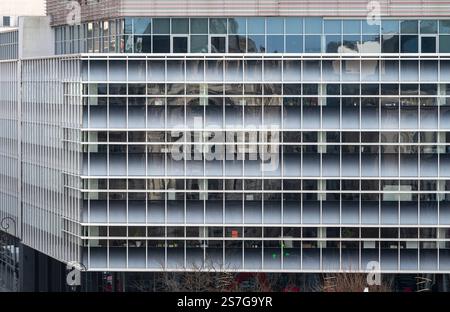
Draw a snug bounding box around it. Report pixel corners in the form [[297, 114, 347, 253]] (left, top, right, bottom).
[[47, 0, 450, 26]]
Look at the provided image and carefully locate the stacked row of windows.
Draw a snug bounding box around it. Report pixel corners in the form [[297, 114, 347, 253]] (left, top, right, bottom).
[[80, 192, 450, 226], [82, 226, 450, 239], [84, 59, 450, 82], [80, 229, 450, 270], [0, 31, 18, 60], [82, 81, 450, 130], [81, 178, 450, 191], [56, 18, 450, 54]]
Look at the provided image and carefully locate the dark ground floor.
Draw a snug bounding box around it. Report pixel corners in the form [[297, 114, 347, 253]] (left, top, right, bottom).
[[1, 244, 447, 292]]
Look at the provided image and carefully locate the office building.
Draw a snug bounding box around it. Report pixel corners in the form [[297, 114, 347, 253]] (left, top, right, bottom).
[[2, 0, 450, 290]]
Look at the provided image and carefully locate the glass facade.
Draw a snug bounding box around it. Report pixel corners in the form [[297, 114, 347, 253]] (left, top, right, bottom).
[[79, 55, 450, 271], [3, 13, 450, 273], [55, 18, 450, 55]]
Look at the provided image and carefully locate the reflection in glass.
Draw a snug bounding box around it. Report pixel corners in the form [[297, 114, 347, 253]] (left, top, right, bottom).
[[247, 35, 265, 53], [286, 35, 303, 53], [267, 35, 284, 53], [305, 35, 321, 53]]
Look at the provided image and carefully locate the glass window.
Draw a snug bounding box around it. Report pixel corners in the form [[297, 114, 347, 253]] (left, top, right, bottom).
[[128, 19, 147, 36], [324, 20, 342, 34], [247, 35, 265, 53], [210, 18, 227, 34], [325, 35, 341, 53], [267, 35, 284, 53], [153, 35, 170, 53], [267, 17, 284, 34], [286, 35, 303, 53], [401, 60, 419, 81], [382, 20, 399, 34], [343, 20, 361, 34], [440, 20, 450, 34], [305, 35, 321, 53], [401, 35, 418, 52], [400, 20, 418, 34], [124, 18, 133, 34], [134, 36, 151, 53], [173, 36, 188, 53], [211, 36, 226, 53], [361, 34, 380, 53], [343, 35, 360, 53], [382, 35, 399, 53], [362, 20, 380, 34], [420, 20, 437, 34], [421, 37, 436, 53], [191, 35, 208, 53], [228, 18, 246, 35], [153, 18, 170, 34], [440, 35, 450, 52], [191, 18, 208, 34], [172, 18, 189, 34], [305, 18, 323, 34], [247, 18, 265, 34], [228, 35, 246, 53], [285, 18, 302, 34]]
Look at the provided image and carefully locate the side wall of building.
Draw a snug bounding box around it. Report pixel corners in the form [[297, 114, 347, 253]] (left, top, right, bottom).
[[0, 60, 20, 237], [20, 56, 83, 264]]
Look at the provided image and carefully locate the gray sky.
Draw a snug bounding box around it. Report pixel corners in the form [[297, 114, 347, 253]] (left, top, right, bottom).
[[0, 0, 46, 16]]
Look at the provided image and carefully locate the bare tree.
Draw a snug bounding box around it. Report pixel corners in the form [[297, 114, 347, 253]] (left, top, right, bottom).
[[321, 273, 393, 292]]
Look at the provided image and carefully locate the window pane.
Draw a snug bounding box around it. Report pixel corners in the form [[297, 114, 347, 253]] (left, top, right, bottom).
[[285, 18, 302, 34], [124, 18, 133, 34], [134, 36, 151, 53], [228, 18, 246, 34], [325, 35, 341, 53], [343, 20, 361, 34], [420, 20, 437, 34], [153, 18, 170, 34], [191, 18, 208, 34], [267, 35, 284, 53], [267, 17, 284, 34], [153, 35, 170, 52], [382, 20, 399, 34], [440, 20, 450, 34], [134, 18, 151, 34], [228, 35, 246, 53], [210, 18, 227, 34], [286, 35, 303, 53], [305, 35, 321, 52], [342, 35, 360, 53], [305, 18, 322, 34], [247, 18, 265, 34], [440, 35, 450, 52], [247, 35, 265, 52], [172, 18, 189, 34], [191, 35, 208, 53], [361, 35, 380, 53], [211, 36, 226, 53], [363, 20, 380, 34], [400, 20, 418, 34], [421, 37, 436, 53], [173, 37, 188, 53], [401, 35, 418, 52], [382, 35, 399, 53], [324, 20, 342, 34]]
